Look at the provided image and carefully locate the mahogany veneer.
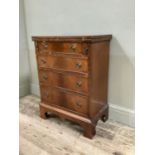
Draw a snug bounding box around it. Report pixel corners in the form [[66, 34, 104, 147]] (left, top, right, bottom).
[[32, 35, 112, 139]]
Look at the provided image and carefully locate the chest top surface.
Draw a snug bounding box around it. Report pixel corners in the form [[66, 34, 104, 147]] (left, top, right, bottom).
[[32, 35, 112, 43]]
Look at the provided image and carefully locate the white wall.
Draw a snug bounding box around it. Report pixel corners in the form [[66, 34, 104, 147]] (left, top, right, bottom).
[[19, 0, 30, 97], [23, 0, 135, 126]]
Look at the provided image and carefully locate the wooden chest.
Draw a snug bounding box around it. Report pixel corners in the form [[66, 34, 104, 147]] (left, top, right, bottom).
[[32, 35, 112, 139]]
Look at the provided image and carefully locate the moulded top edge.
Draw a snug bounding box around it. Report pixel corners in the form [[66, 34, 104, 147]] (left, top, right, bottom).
[[32, 35, 112, 42]]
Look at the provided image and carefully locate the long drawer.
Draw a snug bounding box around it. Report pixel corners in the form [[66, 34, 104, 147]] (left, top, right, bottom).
[[37, 55, 88, 73], [40, 86, 88, 116], [37, 42, 89, 56], [39, 70, 88, 94]]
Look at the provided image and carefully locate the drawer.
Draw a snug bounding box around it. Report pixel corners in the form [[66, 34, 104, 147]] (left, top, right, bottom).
[[39, 70, 51, 84], [40, 86, 51, 103], [37, 41, 89, 56], [39, 70, 88, 94], [40, 87, 88, 115], [37, 55, 88, 73]]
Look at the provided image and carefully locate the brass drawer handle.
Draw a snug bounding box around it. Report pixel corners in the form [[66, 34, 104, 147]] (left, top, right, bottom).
[[41, 59, 47, 64], [70, 44, 77, 52], [76, 81, 82, 87], [76, 101, 81, 108], [75, 62, 82, 69], [42, 41, 48, 49], [84, 48, 89, 55], [45, 45, 48, 49], [42, 74, 48, 80]]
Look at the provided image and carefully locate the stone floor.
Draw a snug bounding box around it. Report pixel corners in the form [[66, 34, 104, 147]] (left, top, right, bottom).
[[19, 95, 135, 155]]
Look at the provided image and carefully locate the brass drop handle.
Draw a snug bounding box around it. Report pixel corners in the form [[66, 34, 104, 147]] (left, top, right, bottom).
[[42, 74, 48, 80], [84, 48, 89, 55], [76, 81, 82, 87], [41, 59, 47, 64], [76, 101, 81, 108], [70, 44, 77, 52], [44, 44, 48, 49], [42, 41, 48, 49], [75, 62, 82, 69]]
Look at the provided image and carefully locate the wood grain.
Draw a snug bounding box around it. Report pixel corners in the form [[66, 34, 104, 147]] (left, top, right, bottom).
[[39, 70, 88, 94], [37, 55, 88, 73], [32, 35, 112, 138]]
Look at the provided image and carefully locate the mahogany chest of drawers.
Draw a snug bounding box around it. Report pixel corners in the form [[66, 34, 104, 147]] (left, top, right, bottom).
[[32, 35, 112, 139]]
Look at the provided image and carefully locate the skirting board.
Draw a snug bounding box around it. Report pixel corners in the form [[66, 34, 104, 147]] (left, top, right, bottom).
[[30, 83, 135, 127], [109, 104, 135, 127]]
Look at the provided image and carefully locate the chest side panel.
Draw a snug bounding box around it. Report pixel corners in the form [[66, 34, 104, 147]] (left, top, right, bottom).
[[89, 41, 110, 119]]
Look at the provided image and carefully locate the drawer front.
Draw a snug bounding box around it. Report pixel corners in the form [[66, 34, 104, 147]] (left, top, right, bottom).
[[37, 56, 88, 73], [39, 70, 88, 94], [40, 86, 51, 103], [40, 87, 88, 115], [39, 70, 51, 84], [37, 41, 89, 56], [37, 56, 51, 68]]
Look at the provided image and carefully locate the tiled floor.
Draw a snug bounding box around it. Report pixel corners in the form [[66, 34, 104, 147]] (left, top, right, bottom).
[[19, 95, 134, 155]]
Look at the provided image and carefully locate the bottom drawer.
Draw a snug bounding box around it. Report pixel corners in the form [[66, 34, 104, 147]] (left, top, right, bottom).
[[40, 86, 88, 115]]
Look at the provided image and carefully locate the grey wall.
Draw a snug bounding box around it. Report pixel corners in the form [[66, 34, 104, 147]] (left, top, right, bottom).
[[19, 0, 30, 97], [23, 0, 135, 126]]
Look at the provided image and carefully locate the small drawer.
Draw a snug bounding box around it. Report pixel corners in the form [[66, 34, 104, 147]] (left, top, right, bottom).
[[37, 41, 51, 54], [39, 70, 88, 94], [37, 55, 88, 73], [37, 41, 89, 56]]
